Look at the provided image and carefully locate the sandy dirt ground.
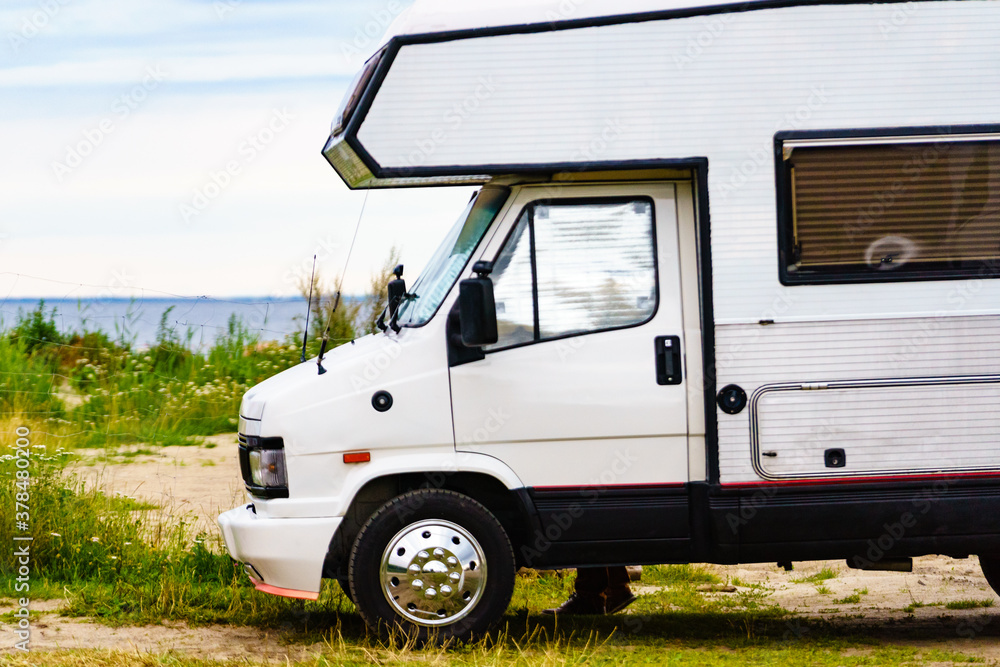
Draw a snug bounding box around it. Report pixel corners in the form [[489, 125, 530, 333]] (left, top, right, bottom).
[[4, 598, 328, 662], [70, 433, 246, 535], [5, 437, 1000, 662]]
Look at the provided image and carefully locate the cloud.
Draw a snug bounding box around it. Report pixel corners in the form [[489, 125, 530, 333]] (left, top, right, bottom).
[[2, 0, 399, 80], [0, 53, 357, 87], [1, 0, 371, 39], [0, 0, 474, 300]]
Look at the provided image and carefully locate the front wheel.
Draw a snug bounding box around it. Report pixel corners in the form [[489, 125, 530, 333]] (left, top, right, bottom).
[[979, 555, 1000, 596], [335, 576, 355, 604], [348, 489, 515, 642]]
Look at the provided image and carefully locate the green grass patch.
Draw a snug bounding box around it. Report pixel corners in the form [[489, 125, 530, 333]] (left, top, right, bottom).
[[0, 634, 989, 666], [834, 589, 868, 605], [792, 567, 838, 584], [0, 299, 373, 451], [945, 599, 995, 610], [640, 564, 721, 586]]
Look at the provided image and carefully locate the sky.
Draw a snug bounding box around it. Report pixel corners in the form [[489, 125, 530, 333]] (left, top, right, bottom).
[[0, 0, 476, 299]]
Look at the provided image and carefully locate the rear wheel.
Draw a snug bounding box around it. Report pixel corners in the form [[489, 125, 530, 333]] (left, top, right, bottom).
[[979, 555, 1000, 595], [348, 489, 515, 642]]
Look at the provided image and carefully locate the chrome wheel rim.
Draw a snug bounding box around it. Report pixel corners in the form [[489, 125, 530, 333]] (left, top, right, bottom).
[[380, 519, 487, 627]]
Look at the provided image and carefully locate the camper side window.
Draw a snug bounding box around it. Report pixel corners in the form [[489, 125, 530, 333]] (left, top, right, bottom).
[[486, 198, 657, 351], [779, 134, 1000, 284]]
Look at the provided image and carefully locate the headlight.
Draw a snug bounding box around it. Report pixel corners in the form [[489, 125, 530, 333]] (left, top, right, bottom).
[[249, 448, 287, 488], [238, 435, 289, 498]]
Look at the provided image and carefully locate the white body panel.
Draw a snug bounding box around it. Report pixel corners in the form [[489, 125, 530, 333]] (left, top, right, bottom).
[[240, 330, 453, 458], [451, 182, 692, 486], [217, 505, 340, 595], [234, 329, 527, 519], [717, 315, 1000, 482]]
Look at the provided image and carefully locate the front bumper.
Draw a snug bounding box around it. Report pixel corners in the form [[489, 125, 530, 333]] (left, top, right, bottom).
[[217, 504, 341, 600]]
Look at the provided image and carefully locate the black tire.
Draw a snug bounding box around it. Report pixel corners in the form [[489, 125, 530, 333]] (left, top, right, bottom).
[[348, 489, 515, 643], [336, 576, 355, 604], [979, 555, 1000, 595]]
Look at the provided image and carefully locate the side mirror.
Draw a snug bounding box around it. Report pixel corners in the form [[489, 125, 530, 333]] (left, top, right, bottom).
[[458, 261, 498, 347]]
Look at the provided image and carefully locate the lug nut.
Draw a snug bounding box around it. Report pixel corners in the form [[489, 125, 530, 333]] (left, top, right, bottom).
[[412, 579, 423, 590], [425, 587, 437, 599]]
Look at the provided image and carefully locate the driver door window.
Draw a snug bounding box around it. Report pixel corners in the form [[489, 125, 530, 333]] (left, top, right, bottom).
[[488, 199, 657, 351]]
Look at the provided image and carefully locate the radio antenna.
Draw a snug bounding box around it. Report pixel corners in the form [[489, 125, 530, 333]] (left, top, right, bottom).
[[300, 254, 317, 363], [318, 186, 369, 375]]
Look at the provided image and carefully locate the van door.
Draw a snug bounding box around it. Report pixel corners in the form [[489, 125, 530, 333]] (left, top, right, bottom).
[[449, 182, 692, 546]]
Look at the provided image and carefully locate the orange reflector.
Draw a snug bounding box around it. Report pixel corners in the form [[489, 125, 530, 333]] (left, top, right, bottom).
[[343, 452, 371, 464]]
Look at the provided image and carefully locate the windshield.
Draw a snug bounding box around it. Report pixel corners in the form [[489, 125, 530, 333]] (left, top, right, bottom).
[[394, 186, 510, 327]]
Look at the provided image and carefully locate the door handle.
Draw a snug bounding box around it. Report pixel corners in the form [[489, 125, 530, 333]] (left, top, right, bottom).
[[655, 336, 682, 385]]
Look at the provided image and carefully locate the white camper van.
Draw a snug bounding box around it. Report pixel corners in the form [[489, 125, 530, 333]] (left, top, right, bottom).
[[218, 0, 1000, 640]]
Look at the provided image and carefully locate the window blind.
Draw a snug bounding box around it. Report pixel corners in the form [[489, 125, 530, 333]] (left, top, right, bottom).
[[787, 140, 1000, 275]]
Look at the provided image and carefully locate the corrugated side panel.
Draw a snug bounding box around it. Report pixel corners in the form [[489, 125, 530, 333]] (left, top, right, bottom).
[[755, 382, 1000, 479], [357, 1, 1000, 324], [716, 315, 1000, 483]]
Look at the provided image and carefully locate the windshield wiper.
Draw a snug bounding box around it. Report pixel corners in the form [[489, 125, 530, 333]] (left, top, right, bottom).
[[377, 294, 417, 334], [316, 290, 341, 375], [375, 264, 410, 334], [388, 294, 418, 333]]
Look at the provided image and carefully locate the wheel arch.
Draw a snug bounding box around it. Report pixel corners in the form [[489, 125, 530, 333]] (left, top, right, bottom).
[[322, 470, 536, 580]]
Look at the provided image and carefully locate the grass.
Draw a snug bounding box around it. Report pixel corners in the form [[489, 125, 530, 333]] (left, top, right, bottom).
[[0, 445, 336, 628], [0, 645, 992, 667], [903, 601, 941, 613], [0, 644, 990, 666], [640, 564, 721, 586], [901, 599, 994, 613], [792, 567, 838, 585], [945, 599, 995, 610], [834, 589, 868, 605], [0, 306, 292, 450], [0, 297, 376, 453]]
